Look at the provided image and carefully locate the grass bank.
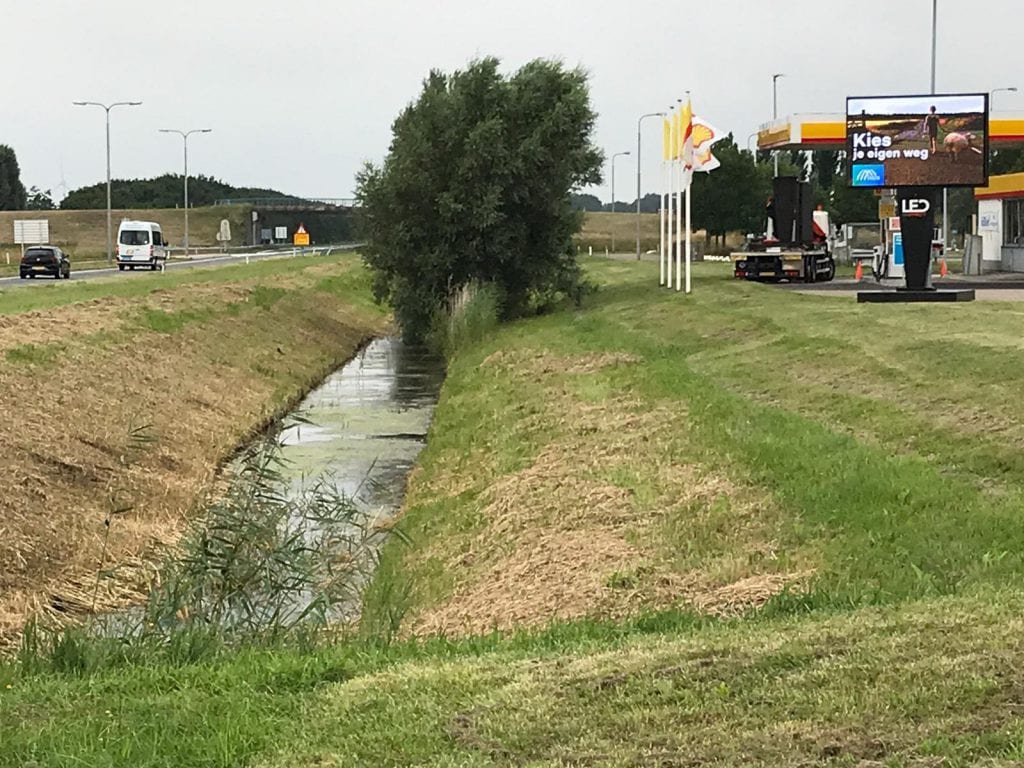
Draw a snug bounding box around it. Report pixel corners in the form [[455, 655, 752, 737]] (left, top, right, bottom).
[[368, 259, 1024, 636], [0, 206, 252, 259], [7, 258, 1024, 765], [0, 252, 387, 638]]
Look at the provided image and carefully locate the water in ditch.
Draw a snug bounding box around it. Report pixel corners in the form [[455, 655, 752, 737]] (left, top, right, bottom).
[[96, 336, 445, 636], [277, 336, 444, 513]]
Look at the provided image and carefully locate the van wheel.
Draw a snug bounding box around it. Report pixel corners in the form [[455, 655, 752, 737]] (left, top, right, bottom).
[[150, 263, 158, 271], [129, 266, 135, 271], [118, 264, 125, 271]]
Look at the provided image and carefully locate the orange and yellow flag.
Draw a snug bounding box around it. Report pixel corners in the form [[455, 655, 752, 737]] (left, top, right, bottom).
[[671, 111, 680, 161]]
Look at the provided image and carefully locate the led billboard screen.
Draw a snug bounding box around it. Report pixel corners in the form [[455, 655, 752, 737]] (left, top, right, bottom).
[[847, 93, 988, 188]]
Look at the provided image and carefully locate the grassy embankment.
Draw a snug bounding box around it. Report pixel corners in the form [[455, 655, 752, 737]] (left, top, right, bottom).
[[0, 253, 388, 639], [7, 259, 1024, 765], [0, 206, 252, 263]]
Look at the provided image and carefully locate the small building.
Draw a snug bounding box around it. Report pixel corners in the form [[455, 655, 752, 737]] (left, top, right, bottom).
[[975, 172, 1024, 272]]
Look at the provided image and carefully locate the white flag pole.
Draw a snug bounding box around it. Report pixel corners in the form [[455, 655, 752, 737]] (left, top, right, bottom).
[[659, 160, 666, 286], [666, 161, 674, 289], [685, 181, 692, 294], [671, 159, 679, 290]]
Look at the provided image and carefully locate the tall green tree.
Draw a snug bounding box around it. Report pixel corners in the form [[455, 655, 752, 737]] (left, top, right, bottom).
[[811, 150, 838, 196], [0, 145, 27, 210], [991, 147, 1024, 175], [356, 58, 602, 340], [25, 186, 55, 210], [828, 152, 878, 225], [690, 137, 771, 247]]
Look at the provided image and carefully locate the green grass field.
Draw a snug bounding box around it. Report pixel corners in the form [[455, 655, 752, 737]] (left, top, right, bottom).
[[5, 259, 1024, 766]]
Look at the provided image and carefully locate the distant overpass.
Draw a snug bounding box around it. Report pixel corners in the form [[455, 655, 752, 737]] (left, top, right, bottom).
[[214, 197, 356, 212]]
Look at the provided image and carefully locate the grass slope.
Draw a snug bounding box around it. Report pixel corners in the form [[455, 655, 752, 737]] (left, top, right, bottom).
[[0, 206, 252, 259], [367, 260, 1024, 636], [0, 253, 387, 637], [6, 259, 1024, 765]]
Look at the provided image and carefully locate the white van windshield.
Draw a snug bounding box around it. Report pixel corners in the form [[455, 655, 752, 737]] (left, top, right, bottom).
[[119, 230, 150, 246]]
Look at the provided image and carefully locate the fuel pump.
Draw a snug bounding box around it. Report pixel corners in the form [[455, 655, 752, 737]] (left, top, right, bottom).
[[872, 213, 906, 282]]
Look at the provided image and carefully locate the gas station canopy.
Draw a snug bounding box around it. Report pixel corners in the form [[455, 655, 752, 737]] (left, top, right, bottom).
[[757, 112, 1024, 151]]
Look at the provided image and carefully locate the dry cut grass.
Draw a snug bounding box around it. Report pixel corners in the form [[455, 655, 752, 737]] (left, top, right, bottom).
[[403, 348, 809, 638], [0, 259, 387, 639]]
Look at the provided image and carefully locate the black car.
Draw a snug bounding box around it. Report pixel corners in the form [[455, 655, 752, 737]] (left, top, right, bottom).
[[20, 246, 71, 280]]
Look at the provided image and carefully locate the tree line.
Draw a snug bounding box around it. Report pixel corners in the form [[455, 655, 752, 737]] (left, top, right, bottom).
[[0, 143, 296, 212], [60, 174, 289, 209]]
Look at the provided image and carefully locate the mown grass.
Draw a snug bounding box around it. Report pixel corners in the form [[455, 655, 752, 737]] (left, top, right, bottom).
[[369, 260, 1024, 628], [4, 594, 1024, 766], [8, 258, 1024, 765]]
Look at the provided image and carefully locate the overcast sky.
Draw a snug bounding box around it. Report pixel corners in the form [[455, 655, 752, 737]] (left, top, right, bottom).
[[4, 0, 1020, 203]]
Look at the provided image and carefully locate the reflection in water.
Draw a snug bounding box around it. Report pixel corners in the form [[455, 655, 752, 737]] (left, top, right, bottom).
[[276, 337, 445, 521]]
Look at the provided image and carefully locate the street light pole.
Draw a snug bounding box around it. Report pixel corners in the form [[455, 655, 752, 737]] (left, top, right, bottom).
[[771, 74, 785, 177], [992, 87, 1018, 109], [73, 100, 142, 263], [636, 112, 665, 261], [610, 150, 631, 252], [159, 129, 212, 257], [929, 0, 950, 257], [930, 0, 937, 94]]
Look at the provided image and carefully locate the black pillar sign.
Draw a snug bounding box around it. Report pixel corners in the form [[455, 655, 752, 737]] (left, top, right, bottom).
[[897, 187, 936, 291]]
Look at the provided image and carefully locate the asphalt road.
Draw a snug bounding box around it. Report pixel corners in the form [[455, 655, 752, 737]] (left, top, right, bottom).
[[0, 245, 358, 289]]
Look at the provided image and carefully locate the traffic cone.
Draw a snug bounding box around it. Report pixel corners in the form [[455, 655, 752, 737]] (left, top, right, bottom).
[[854, 260, 863, 281], [939, 256, 948, 278]]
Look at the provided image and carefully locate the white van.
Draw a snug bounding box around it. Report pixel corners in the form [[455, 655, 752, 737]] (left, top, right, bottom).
[[117, 220, 168, 271]]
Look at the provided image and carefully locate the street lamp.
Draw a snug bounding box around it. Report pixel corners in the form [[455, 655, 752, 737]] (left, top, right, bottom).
[[992, 87, 1018, 109], [771, 74, 785, 177], [610, 150, 631, 252], [747, 131, 759, 154], [73, 100, 142, 263], [159, 128, 212, 257], [635, 112, 666, 261]]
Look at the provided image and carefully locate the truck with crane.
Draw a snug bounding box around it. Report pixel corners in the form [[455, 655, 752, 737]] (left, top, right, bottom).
[[730, 177, 836, 283]]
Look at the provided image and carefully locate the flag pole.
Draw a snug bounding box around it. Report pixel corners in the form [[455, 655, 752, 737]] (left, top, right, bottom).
[[685, 182, 692, 294], [659, 160, 666, 286], [666, 108, 675, 289], [676, 159, 682, 291]]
